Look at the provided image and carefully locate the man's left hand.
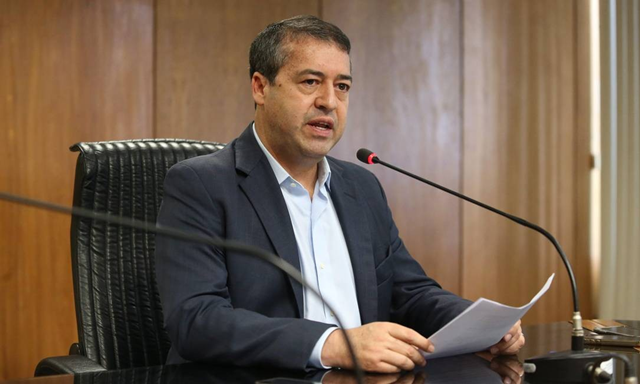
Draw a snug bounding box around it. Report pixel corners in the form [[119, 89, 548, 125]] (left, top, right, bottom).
[[489, 320, 525, 355]]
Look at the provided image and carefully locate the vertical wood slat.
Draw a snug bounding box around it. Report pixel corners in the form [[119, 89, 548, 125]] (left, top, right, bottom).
[[613, 0, 640, 319], [462, 0, 591, 324], [155, 0, 321, 142], [574, 0, 594, 321], [323, 0, 463, 294], [615, 0, 629, 318], [0, 0, 154, 380]]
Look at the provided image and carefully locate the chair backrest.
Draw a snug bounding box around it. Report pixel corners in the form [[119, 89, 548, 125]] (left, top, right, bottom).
[[69, 139, 225, 370]]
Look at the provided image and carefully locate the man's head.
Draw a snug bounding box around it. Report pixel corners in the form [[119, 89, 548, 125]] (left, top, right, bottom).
[[249, 15, 350, 84], [250, 16, 353, 171]]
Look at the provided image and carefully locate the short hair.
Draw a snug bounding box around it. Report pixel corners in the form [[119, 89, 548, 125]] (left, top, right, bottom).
[[249, 15, 351, 83]]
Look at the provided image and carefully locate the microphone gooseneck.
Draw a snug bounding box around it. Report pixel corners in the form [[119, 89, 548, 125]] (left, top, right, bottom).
[[0, 191, 365, 383], [356, 148, 639, 383], [356, 148, 583, 346]]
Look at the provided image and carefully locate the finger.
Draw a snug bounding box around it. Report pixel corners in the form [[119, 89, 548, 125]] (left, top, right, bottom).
[[387, 324, 433, 352], [379, 349, 416, 372], [388, 339, 426, 367], [492, 331, 521, 355], [494, 334, 523, 355], [502, 330, 522, 351], [372, 361, 406, 374], [501, 334, 525, 355], [490, 325, 522, 354], [498, 322, 520, 344]]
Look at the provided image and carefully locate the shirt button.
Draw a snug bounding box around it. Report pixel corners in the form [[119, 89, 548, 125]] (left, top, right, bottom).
[[330, 312, 335, 317], [320, 263, 325, 270], [289, 182, 296, 188]]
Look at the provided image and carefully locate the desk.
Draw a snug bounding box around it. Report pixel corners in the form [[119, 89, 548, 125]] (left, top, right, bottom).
[[4, 322, 639, 384]]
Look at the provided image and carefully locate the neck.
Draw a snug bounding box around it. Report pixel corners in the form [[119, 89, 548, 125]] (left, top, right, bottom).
[[254, 119, 321, 195]]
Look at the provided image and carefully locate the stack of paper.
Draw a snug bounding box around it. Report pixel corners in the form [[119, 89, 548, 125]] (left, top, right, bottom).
[[422, 274, 555, 359]]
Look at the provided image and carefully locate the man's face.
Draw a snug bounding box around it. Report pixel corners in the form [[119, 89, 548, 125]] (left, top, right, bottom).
[[255, 38, 352, 166]]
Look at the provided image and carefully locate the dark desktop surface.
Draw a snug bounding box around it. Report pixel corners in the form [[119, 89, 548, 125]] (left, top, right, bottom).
[[5, 321, 639, 384]]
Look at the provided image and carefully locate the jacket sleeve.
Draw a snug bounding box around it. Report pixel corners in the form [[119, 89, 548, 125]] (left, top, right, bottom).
[[154, 162, 332, 370]]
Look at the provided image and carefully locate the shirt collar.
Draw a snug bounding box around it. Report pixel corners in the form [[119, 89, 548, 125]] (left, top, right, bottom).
[[252, 123, 332, 191]]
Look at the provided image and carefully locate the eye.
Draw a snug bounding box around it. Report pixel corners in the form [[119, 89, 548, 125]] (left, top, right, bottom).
[[337, 83, 351, 92], [303, 79, 320, 86]]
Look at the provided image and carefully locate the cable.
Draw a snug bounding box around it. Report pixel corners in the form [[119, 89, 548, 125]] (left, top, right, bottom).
[[0, 191, 365, 383]]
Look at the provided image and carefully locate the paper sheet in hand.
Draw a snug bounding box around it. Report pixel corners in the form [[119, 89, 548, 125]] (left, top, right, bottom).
[[423, 274, 554, 359]]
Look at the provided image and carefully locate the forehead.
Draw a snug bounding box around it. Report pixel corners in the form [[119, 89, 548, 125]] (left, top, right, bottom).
[[279, 38, 351, 76]]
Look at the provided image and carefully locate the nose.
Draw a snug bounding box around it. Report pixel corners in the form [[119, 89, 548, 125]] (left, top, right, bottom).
[[315, 83, 337, 112]]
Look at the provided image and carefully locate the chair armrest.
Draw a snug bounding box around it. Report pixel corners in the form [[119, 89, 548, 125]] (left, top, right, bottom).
[[69, 342, 82, 355], [34, 355, 106, 376]]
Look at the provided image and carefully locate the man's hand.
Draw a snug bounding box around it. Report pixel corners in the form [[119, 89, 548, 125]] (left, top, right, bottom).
[[489, 320, 525, 355], [321, 322, 434, 373]]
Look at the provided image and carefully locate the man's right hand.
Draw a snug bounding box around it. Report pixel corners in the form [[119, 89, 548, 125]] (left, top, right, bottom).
[[320, 322, 434, 373]]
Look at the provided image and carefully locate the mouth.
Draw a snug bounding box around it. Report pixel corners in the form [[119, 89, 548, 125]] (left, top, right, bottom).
[[306, 118, 334, 132]]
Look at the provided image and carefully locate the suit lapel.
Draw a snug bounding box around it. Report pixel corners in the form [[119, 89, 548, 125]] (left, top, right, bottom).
[[235, 125, 303, 316], [328, 160, 378, 325]]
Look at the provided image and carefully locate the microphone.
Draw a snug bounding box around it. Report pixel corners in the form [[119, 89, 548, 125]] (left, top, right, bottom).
[[356, 148, 379, 165], [357, 148, 583, 339], [0, 191, 365, 383], [356, 148, 637, 383]]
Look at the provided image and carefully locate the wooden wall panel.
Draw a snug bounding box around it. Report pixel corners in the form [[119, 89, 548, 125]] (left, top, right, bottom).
[[155, 0, 320, 142], [462, 0, 592, 324], [574, 0, 594, 321], [0, 1, 595, 379], [0, 0, 154, 380], [323, 0, 463, 294]]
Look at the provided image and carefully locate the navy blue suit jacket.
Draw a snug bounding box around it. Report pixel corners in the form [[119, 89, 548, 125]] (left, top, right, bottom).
[[155, 125, 470, 370]]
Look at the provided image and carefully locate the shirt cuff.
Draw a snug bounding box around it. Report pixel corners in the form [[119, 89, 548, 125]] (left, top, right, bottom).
[[308, 327, 339, 369]]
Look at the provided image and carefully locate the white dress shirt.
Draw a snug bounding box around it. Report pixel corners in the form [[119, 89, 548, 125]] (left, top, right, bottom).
[[253, 124, 361, 368]]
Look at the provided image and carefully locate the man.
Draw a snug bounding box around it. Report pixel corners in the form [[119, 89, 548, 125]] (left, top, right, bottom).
[[155, 15, 524, 373]]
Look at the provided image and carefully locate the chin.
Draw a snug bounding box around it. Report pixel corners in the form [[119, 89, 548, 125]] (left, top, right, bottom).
[[300, 150, 330, 161], [298, 143, 330, 157]]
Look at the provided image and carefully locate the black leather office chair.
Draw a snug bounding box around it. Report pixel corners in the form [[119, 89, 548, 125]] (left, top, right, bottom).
[[35, 139, 225, 376]]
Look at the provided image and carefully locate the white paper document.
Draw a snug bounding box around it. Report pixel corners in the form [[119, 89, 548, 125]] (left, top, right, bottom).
[[422, 274, 555, 360]]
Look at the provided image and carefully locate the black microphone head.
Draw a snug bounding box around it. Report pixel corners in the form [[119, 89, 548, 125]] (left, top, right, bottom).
[[356, 148, 379, 164]]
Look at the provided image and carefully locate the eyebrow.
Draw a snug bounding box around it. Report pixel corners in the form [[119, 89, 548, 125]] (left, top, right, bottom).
[[298, 69, 353, 82]]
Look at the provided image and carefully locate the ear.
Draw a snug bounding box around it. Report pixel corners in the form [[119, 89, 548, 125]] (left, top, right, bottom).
[[251, 72, 270, 106]]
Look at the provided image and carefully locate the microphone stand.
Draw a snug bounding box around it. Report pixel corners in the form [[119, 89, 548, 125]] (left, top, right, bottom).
[[0, 191, 366, 384], [356, 149, 637, 383]]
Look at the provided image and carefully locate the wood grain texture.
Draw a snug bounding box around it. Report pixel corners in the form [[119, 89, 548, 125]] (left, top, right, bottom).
[[462, 0, 592, 324], [0, 0, 154, 380], [155, 0, 320, 142], [574, 0, 594, 321], [0, 1, 596, 378], [323, 0, 463, 294]]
